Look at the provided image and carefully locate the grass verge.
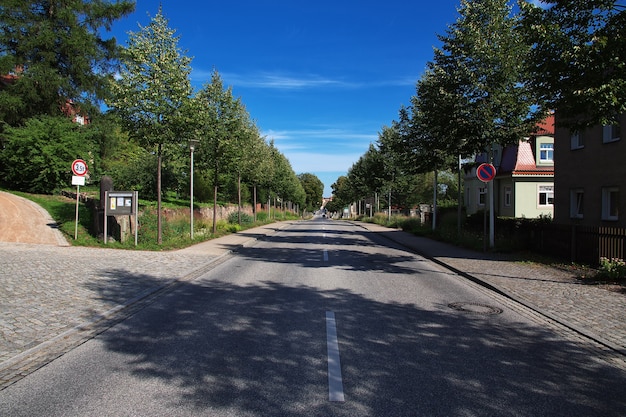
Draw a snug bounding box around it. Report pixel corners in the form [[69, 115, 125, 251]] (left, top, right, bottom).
[[10, 191, 299, 251]]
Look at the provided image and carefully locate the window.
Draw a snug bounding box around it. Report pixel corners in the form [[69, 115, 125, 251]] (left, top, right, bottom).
[[570, 132, 584, 149], [602, 187, 619, 221], [570, 189, 584, 219], [539, 143, 554, 163], [478, 187, 486, 206], [603, 124, 621, 143], [504, 186, 512, 207], [538, 185, 554, 206]]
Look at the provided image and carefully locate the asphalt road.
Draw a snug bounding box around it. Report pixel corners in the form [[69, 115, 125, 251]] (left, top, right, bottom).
[[1, 219, 625, 416]]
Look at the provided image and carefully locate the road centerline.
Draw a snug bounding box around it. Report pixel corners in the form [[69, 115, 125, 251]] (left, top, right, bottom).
[[326, 311, 345, 402]]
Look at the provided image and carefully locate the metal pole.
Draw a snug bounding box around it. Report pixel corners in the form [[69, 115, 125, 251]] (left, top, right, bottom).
[[458, 154, 462, 235], [433, 170, 438, 231], [74, 185, 80, 240], [190, 146, 194, 239], [104, 191, 108, 244], [134, 191, 138, 246], [489, 146, 495, 248], [489, 179, 495, 248]]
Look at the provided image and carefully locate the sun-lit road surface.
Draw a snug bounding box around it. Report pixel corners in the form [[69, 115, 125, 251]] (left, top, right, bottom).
[[1, 219, 625, 416]]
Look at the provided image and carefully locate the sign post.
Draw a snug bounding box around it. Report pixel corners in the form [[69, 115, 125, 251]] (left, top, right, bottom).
[[476, 163, 496, 251], [71, 159, 88, 240]]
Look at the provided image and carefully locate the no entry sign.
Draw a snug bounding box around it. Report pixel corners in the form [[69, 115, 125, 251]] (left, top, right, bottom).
[[476, 163, 496, 182], [71, 159, 88, 176]]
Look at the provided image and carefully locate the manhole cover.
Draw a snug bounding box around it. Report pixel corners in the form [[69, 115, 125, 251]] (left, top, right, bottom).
[[448, 302, 503, 315]]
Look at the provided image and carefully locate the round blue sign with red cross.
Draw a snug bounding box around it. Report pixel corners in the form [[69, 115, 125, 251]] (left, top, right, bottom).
[[476, 163, 496, 182]]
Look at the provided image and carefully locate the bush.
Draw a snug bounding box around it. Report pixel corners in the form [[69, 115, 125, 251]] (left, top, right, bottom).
[[228, 211, 254, 224], [399, 217, 423, 234], [0, 116, 98, 193], [137, 208, 173, 244], [597, 257, 626, 280]]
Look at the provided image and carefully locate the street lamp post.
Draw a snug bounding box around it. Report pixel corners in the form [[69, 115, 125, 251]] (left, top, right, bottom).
[[189, 139, 199, 239]]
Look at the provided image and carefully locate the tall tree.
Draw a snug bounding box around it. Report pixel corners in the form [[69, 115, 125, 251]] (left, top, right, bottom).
[[266, 140, 304, 213], [228, 103, 261, 224], [245, 135, 273, 221], [423, 0, 538, 158], [108, 7, 193, 244], [0, 0, 135, 126], [520, 0, 626, 129], [402, 0, 538, 233], [298, 173, 324, 212], [328, 175, 350, 214], [195, 70, 250, 233]]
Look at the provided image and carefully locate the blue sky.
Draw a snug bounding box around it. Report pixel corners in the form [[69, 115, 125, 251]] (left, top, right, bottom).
[[109, 0, 469, 197]]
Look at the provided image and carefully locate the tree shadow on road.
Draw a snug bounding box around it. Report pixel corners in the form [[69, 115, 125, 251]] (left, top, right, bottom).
[[90, 273, 626, 417]]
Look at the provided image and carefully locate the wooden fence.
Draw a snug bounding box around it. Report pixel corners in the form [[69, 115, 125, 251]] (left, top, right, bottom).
[[530, 224, 626, 265]]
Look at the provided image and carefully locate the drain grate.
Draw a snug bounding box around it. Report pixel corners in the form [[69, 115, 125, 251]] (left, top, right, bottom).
[[448, 302, 503, 315]]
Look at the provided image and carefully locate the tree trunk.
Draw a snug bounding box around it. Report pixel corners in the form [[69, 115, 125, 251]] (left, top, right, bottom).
[[253, 185, 257, 222]]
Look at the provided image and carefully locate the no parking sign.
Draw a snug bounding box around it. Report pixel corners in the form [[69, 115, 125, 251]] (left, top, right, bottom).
[[476, 163, 496, 183]]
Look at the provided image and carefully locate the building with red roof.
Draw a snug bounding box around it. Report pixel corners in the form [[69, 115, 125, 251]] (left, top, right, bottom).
[[464, 114, 555, 218]]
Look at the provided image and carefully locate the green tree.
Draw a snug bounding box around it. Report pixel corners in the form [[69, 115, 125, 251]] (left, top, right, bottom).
[[422, 0, 538, 158], [195, 70, 252, 233], [0, 0, 134, 126], [520, 0, 626, 130], [400, 0, 537, 232], [107, 7, 193, 244], [245, 135, 273, 221], [327, 175, 351, 215], [377, 123, 407, 211], [298, 173, 324, 212], [0, 115, 97, 193], [229, 103, 263, 224], [341, 146, 382, 215], [266, 140, 304, 213]]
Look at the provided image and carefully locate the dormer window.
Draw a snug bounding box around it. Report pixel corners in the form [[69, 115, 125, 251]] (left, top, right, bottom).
[[539, 143, 554, 163]]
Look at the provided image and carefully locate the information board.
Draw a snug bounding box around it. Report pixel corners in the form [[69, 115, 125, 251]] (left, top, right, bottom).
[[107, 191, 135, 215]]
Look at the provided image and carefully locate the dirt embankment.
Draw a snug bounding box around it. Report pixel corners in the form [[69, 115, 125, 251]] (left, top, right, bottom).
[[0, 191, 68, 246]]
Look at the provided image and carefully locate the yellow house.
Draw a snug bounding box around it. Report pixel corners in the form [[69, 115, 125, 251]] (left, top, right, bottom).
[[464, 115, 555, 218]]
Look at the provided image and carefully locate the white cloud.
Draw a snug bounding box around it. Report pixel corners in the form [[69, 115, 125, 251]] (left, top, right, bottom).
[[262, 128, 377, 146], [191, 68, 416, 90], [220, 72, 351, 90], [285, 151, 362, 174]]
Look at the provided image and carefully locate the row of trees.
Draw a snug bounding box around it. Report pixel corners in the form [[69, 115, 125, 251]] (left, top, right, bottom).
[[0, 2, 324, 243], [329, 0, 626, 218], [108, 9, 313, 241]]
